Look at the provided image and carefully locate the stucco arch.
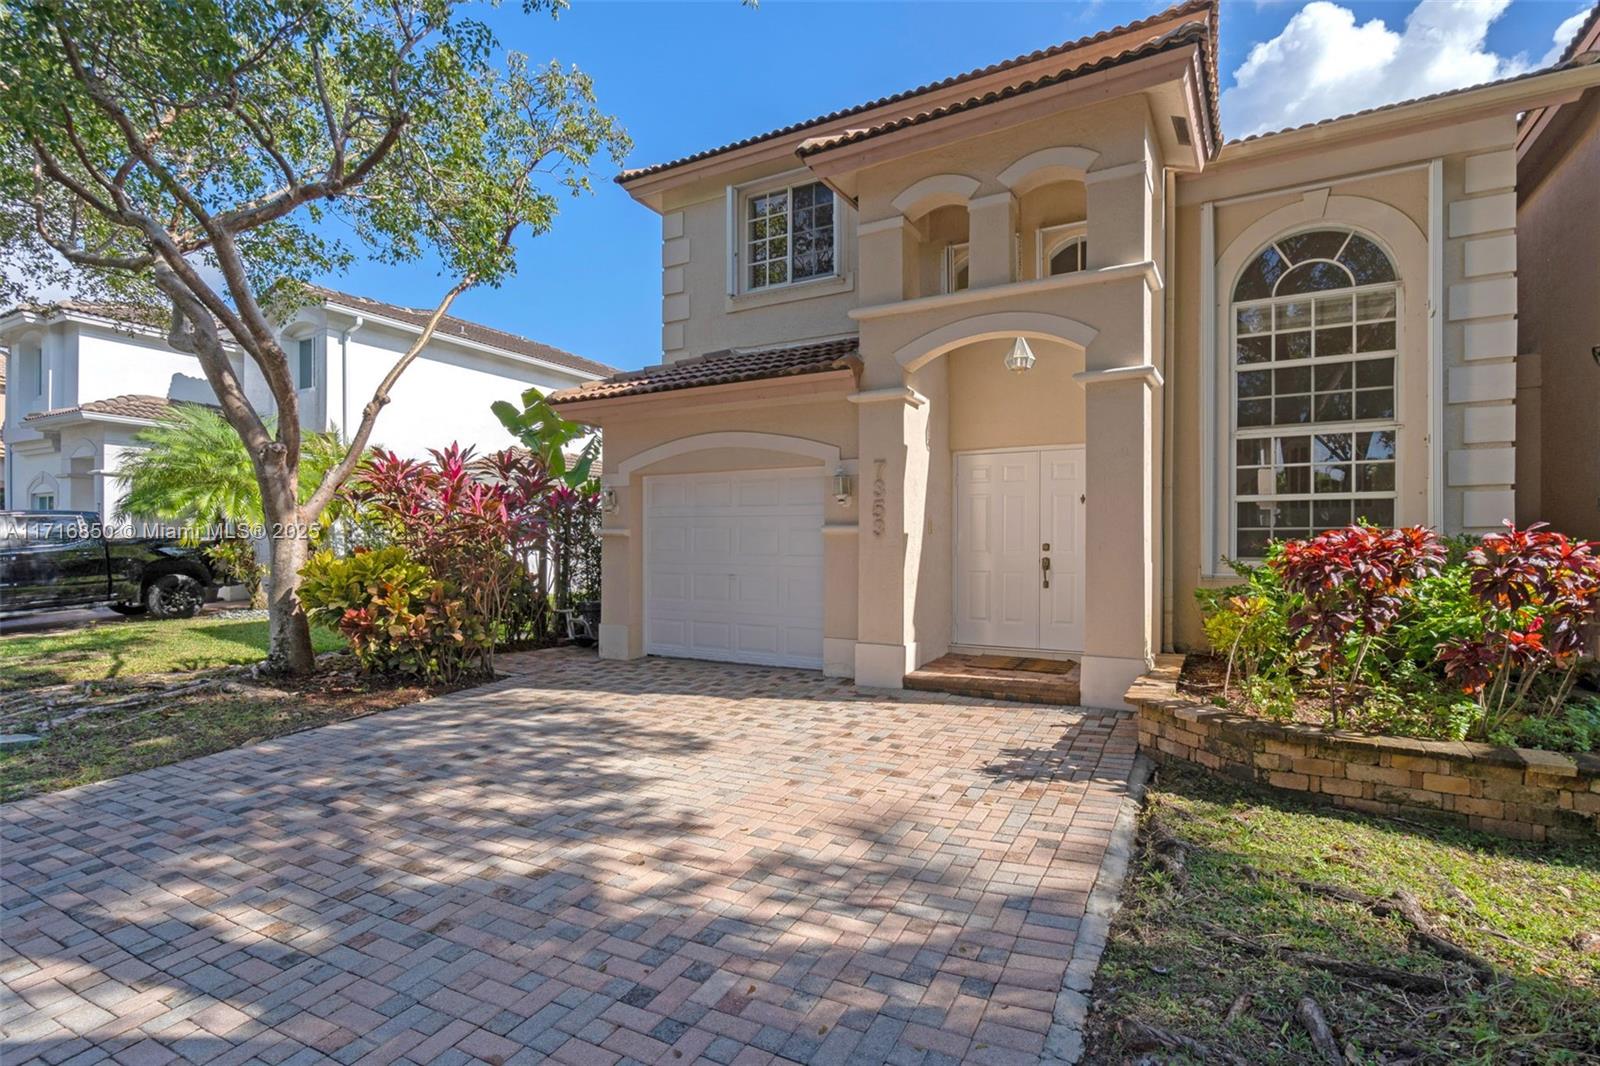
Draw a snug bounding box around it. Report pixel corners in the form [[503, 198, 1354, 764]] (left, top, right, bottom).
[[69, 438, 98, 461], [607, 432, 842, 487], [894, 311, 1100, 373], [997, 146, 1100, 196], [27, 472, 60, 497], [890, 173, 981, 221]]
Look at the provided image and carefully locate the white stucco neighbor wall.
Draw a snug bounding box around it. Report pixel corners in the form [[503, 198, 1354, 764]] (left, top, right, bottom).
[[250, 313, 602, 460], [4, 303, 604, 519]]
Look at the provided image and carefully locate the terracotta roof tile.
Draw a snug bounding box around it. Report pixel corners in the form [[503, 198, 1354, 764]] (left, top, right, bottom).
[[1557, 2, 1600, 66], [797, 21, 1213, 158], [549, 337, 860, 405], [23, 393, 214, 423], [305, 286, 617, 378], [618, 0, 1218, 183], [1228, 52, 1598, 146]]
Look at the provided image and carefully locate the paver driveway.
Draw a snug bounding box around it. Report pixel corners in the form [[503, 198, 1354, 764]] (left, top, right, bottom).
[[2, 651, 1137, 1066]]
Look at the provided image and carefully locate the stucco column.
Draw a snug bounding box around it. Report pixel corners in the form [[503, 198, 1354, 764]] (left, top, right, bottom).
[[1084, 161, 1152, 269], [967, 191, 1017, 288], [851, 392, 916, 686], [1076, 364, 1160, 708], [597, 479, 643, 660], [857, 216, 919, 306]]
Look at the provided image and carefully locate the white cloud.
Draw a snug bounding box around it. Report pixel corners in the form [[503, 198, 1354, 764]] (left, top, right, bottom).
[[1541, 5, 1592, 66], [1221, 0, 1531, 139]]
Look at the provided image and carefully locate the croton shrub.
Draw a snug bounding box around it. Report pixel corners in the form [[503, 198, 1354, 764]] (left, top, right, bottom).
[[1197, 522, 1600, 751], [299, 546, 488, 682]]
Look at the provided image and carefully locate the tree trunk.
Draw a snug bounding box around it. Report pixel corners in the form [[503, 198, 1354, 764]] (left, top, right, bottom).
[[262, 487, 315, 675]]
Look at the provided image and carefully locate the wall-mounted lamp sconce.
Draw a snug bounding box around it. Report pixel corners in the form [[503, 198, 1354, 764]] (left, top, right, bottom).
[[601, 488, 619, 514], [832, 466, 855, 507], [1004, 336, 1036, 374]]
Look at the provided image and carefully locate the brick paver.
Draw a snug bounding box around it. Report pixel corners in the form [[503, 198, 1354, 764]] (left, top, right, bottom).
[[2, 650, 1136, 1065]]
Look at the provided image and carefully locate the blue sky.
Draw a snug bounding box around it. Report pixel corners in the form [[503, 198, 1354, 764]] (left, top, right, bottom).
[[324, 0, 1588, 373]]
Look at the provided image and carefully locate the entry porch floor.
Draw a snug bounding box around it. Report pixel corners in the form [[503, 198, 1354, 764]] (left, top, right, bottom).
[[905, 654, 1082, 706]]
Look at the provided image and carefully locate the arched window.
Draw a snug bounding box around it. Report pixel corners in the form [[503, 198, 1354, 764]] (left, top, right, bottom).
[[1040, 223, 1087, 276], [1230, 228, 1399, 557]]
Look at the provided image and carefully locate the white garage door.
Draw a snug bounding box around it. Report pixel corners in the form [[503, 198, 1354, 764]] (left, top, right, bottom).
[[644, 468, 825, 669]]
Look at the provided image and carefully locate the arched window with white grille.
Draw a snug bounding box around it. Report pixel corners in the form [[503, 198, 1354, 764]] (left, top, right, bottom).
[[1230, 228, 1400, 558]]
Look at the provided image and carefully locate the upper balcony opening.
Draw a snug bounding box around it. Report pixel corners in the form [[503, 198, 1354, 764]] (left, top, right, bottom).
[[1020, 178, 1088, 282]]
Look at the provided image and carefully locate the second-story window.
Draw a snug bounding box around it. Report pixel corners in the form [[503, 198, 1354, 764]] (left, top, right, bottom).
[[296, 338, 316, 389], [746, 181, 835, 290], [22, 346, 43, 398], [1040, 223, 1087, 276]]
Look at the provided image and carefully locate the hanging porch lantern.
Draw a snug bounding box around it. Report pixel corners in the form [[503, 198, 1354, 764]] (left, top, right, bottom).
[[1004, 336, 1036, 374]]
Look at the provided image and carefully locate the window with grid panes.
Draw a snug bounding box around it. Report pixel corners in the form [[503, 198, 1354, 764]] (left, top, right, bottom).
[[1230, 229, 1399, 558], [745, 181, 835, 291]]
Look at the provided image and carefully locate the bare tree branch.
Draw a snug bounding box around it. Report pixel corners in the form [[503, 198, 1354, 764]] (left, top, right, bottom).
[[300, 273, 476, 520]]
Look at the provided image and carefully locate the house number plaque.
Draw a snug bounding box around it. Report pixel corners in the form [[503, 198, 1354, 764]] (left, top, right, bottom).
[[872, 459, 887, 537]]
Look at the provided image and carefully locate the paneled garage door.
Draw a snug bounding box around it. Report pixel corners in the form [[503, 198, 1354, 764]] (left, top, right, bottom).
[[644, 468, 825, 669]]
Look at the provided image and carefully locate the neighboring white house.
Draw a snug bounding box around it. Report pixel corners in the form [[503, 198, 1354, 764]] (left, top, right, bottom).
[[0, 289, 615, 523]]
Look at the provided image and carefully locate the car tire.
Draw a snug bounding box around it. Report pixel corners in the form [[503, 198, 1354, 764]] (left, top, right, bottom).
[[146, 573, 204, 619], [108, 602, 148, 616]]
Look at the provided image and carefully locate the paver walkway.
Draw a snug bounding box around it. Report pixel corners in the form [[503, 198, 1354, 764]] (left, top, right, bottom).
[[2, 650, 1137, 1065]]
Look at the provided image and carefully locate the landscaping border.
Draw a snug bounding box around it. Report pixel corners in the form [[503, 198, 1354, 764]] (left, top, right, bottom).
[[1126, 655, 1600, 842]]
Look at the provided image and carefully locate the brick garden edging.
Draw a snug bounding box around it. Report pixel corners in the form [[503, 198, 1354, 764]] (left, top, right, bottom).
[[1126, 655, 1600, 842]]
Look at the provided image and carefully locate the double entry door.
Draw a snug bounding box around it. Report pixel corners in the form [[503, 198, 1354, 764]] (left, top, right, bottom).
[[954, 447, 1085, 653]]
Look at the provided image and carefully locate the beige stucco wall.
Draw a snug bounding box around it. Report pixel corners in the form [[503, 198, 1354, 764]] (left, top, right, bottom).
[[1517, 89, 1600, 541], [657, 186, 859, 361], [948, 339, 1086, 452]]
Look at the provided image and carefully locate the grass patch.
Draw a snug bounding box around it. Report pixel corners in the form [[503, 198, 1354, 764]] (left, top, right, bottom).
[[0, 670, 459, 802], [0, 614, 344, 690], [1084, 763, 1600, 1065]]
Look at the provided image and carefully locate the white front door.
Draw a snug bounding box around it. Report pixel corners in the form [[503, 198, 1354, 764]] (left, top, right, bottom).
[[954, 447, 1085, 652], [644, 468, 825, 669]]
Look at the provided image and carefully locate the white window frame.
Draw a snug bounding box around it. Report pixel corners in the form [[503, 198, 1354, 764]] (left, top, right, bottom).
[[1227, 234, 1403, 562], [1037, 222, 1088, 277], [944, 242, 970, 293], [31, 493, 56, 511], [22, 345, 44, 398], [730, 172, 840, 296], [294, 335, 319, 390]]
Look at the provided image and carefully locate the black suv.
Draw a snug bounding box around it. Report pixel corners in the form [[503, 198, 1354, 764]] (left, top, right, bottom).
[[0, 511, 216, 620]]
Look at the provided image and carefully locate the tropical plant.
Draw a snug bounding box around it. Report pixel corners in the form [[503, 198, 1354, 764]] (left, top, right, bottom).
[[204, 538, 266, 606], [547, 481, 603, 611], [344, 443, 548, 673], [1271, 525, 1446, 727], [2, 0, 628, 673], [492, 386, 597, 486], [1195, 555, 1293, 698], [116, 404, 343, 537], [1436, 522, 1600, 739], [299, 547, 484, 682]]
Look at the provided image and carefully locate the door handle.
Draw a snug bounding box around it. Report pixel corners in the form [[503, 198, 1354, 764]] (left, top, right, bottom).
[[1041, 555, 1051, 589]]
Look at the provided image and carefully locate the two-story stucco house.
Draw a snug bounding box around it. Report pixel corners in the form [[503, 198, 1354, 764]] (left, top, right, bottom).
[[549, 0, 1600, 708], [1, 288, 613, 523]]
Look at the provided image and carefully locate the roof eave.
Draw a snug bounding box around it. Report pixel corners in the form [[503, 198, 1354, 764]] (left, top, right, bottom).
[[550, 365, 859, 420], [1221, 62, 1600, 164], [614, 1, 1218, 207], [315, 299, 616, 381], [23, 410, 162, 429], [799, 45, 1208, 181]]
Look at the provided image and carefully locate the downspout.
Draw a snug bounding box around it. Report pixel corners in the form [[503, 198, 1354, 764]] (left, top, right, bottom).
[[338, 315, 364, 438], [1161, 166, 1178, 652]]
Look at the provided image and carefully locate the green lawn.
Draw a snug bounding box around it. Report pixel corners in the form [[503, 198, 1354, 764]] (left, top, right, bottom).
[[1085, 763, 1600, 1065], [0, 674, 440, 801], [0, 613, 345, 691]]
